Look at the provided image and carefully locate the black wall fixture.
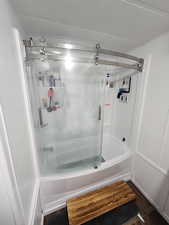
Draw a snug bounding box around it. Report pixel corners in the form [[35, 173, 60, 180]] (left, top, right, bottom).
[[117, 77, 131, 99]]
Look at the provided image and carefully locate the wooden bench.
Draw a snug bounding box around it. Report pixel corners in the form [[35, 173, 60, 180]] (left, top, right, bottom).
[[67, 181, 136, 225]]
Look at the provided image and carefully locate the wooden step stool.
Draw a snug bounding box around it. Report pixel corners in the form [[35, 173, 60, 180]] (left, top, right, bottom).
[[67, 181, 136, 225]]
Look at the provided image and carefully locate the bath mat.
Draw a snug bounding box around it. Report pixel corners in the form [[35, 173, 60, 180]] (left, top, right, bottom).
[[67, 181, 136, 225]]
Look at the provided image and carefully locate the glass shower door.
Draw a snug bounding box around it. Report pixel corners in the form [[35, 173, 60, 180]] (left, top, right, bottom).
[[35, 61, 105, 174]]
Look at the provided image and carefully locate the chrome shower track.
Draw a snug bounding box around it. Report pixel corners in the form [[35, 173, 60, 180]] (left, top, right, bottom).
[[23, 38, 144, 72]]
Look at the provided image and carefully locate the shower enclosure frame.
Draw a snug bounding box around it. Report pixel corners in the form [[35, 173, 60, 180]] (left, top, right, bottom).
[[24, 38, 144, 174]]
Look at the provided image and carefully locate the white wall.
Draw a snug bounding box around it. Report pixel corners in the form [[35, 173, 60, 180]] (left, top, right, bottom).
[[0, 0, 39, 224], [0, 169, 15, 225], [131, 31, 169, 221]]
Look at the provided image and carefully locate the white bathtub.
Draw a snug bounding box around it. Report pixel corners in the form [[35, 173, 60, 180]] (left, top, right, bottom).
[[40, 135, 132, 215]]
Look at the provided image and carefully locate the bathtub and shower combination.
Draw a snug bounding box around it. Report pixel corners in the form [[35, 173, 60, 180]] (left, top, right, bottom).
[[25, 39, 143, 214], [40, 135, 132, 214]]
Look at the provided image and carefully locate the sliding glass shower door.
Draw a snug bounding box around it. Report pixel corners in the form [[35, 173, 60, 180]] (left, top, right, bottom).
[[29, 60, 105, 175]]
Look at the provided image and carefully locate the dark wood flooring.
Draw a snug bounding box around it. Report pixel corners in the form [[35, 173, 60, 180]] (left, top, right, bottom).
[[44, 181, 169, 225]]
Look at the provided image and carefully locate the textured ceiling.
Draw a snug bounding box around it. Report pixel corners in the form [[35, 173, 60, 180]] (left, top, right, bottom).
[[11, 0, 169, 51]]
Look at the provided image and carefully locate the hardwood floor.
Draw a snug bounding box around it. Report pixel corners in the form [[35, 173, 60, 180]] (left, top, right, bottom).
[[44, 181, 169, 225]]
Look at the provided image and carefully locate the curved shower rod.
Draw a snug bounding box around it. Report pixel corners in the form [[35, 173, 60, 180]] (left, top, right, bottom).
[[23, 38, 144, 72]]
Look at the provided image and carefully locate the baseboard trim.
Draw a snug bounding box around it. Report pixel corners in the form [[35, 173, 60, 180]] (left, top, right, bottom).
[[41, 214, 44, 225], [132, 178, 169, 224], [43, 172, 131, 216], [28, 180, 40, 225]]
